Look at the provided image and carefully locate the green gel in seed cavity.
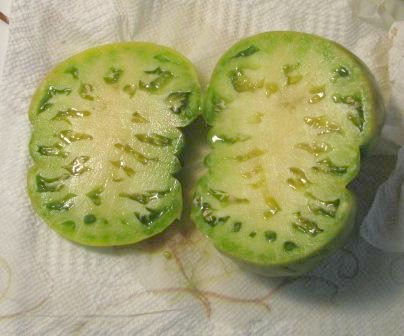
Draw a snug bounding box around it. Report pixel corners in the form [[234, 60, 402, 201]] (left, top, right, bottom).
[[110, 160, 135, 177], [114, 143, 157, 164], [304, 116, 342, 134], [64, 156, 90, 176], [312, 158, 348, 176], [64, 66, 79, 79], [292, 212, 323, 237], [52, 108, 91, 124], [135, 207, 170, 226], [233, 45, 259, 58], [131, 112, 148, 123], [139, 67, 173, 92], [232, 222, 242, 232], [264, 230, 277, 242], [58, 130, 93, 144], [229, 68, 264, 92], [46, 193, 77, 211], [135, 133, 172, 147], [284, 241, 298, 252], [123, 84, 137, 98], [84, 214, 97, 224], [306, 192, 340, 217], [166, 91, 192, 116], [104, 67, 123, 84], [249, 231, 257, 238], [79, 83, 96, 100], [36, 174, 69, 192], [119, 190, 170, 204], [37, 143, 67, 157], [86, 186, 104, 206], [38, 85, 72, 114], [154, 54, 171, 63]]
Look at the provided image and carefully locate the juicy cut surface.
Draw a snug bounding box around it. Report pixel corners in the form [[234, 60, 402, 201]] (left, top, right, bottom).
[[28, 43, 201, 246]]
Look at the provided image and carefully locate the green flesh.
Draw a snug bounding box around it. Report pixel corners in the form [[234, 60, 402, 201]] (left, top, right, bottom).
[[192, 32, 383, 276], [28, 42, 201, 246]]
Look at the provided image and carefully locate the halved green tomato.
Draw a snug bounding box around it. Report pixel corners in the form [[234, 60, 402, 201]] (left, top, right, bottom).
[[192, 32, 384, 276], [28, 42, 200, 246]]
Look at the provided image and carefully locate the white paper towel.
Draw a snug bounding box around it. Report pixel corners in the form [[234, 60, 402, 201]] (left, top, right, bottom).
[[0, 0, 404, 335]]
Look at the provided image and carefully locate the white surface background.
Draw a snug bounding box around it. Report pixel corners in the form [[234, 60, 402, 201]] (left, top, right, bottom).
[[0, 1, 403, 335]]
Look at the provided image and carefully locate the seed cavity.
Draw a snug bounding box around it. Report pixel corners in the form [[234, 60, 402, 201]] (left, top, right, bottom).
[[242, 165, 263, 178], [45, 193, 77, 211], [83, 214, 97, 224], [250, 179, 265, 189], [37, 143, 67, 158], [306, 192, 340, 217], [283, 63, 302, 85], [119, 189, 170, 204], [293, 212, 323, 237], [110, 160, 135, 177], [64, 156, 90, 176], [233, 45, 260, 58], [132, 112, 148, 123], [139, 67, 174, 92], [312, 158, 348, 176], [295, 141, 332, 157], [166, 91, 192, 117], [211, 134, 250, 144], [64, 66, 79, 79], [264, 230, 277, 242], [232, 222, 242, 232], [79, 83, 96, 100], [308, 85, 326, 104], [58, 130, 93, 144], [36, 174, 69, 192], [38, 85, 72, 114], [135, 133, 172, 147], [287, 167, 311, 190], [114, 143, 157, 164], [154, 54, 171, 63], [332, 93, 365, 131], [86, 186, 104, 206], [208, 188, 249, 205], [194, 197, 230, 227], [304, 116, 342, 134], [123, 83, 137, 98], [234, 148, 265, 162], [103, 67, 123, 84], [211, 93, 227, 116], [135, 206, 171, 226], [229, 68, 264, 92], [265, 83, 279, 96], [52, 108, 91, 124], [264, 196, 281, 219], [284, 241, 298, 252], [331, 65, 350, 82]]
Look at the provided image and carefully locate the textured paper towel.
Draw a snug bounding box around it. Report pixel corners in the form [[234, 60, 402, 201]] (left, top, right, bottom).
[[0, 0, 404, 335]]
